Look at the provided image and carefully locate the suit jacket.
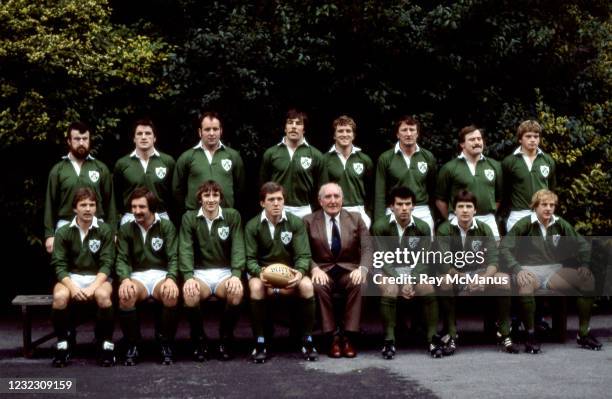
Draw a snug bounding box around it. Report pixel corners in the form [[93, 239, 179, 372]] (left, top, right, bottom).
[[304, 209, 373, 273]]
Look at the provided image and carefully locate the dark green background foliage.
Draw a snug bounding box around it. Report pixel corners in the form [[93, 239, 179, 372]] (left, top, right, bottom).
[[0, 0, 609, 302]]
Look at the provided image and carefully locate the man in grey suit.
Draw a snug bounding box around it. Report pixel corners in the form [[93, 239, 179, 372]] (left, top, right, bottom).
[[304, 182, 373, 358]]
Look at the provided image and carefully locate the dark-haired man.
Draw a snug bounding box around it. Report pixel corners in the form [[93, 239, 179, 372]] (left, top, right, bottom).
[[245, 182, 317, 362], [114, 119, 175, 225], [372, 186, 441, 359], [374, 115, 436, 233], [173, 111, 245, 213], [45, 122, 116, 253], [260, 109, 323, 218], [180, 181, 245, 361], [50, 187, 115, 367], [436, 190, 516, 355], [115, 187, 179, 365]]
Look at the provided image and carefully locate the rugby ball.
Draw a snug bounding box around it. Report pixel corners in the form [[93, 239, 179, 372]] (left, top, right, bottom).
[[261, 263, 295, 288]]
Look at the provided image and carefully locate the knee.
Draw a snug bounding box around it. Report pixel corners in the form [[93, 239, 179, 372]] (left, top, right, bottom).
[[380, 284, 398, 297], [119, 296, 137, 310], [227, 291, 243, 306], [298, 278, 314, 298], [183, 294, 200, 307], [162, 297, 178, 307], [94, 288, 112, 307], [53, 292, 70, 309], [416, 284, 435, 296], [495, 273, 512, 291], [249, 278, 264, 299]]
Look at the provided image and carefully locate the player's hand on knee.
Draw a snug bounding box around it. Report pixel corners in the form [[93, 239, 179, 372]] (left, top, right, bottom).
[[226, 276, 243, 295], [45, 237, 55, 254], [286, 269, 302, 289], [400, 284, 415, 299], [119, 279, 136, 301], [577, 266, 592, 280], [311, 267, 329, 285], [161, 278, 179, 300], [82, 285, 96, 299], [517, 270, 534, 288], [183, 278, 200, 298], [70, 287, 87, 301]]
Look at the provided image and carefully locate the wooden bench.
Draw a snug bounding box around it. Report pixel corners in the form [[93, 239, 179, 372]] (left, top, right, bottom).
[[12, 295, 54, 358]]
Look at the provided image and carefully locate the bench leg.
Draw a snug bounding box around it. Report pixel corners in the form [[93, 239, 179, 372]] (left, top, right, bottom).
[[21, 305, 32, 358]]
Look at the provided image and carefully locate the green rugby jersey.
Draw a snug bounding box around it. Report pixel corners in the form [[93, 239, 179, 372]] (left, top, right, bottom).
[[436, 154, 502, 215], [245, 211, 311, 276], [374, 143, 437, 220], [173, 142, 245, 211], [371, 214, 432, 278], [502, 148, 556, 211], [499, 214, 589, 274], [320, 145, 374, 208], [260, 139, 323, 207], [178, 207, 245, 280], [51, 217, 115, 281], [436, 218, 499, 272], [44, 155, 117, 238], [113, 150, 176, 215], [115, 215, 178, 282]]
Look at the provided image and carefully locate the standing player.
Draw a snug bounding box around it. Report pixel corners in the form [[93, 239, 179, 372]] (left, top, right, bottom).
[[320, 115, 374, 228], [114, 119, 175, 225], [436, 125, 502, 238], [115, 188, 179, 365], [45, 122, 116, 253], [502, 120, 556, 232], [260, 109, 323, 218], [500, 189, 601, 353], [173, 111, 245, 214], [436, 190, 516, 355], [179, 181, 245, 361], [372, 186, 441, 359], [375, 115, 437, 232], [50, 188, 115, 367], [245, 182, 317, 362]]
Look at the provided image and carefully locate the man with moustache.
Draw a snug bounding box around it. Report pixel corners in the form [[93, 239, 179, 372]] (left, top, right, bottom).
[[44, 121, 117, 253], [114, 119, 176, 225], [260, 109, 323, 218], [436, 125, 502, 238], [304, 183, 372, 358], [374, 115, 437, 233], [173, 111, 245, 214], [320, 116, 374, 228], [115, 187, 179, 365]]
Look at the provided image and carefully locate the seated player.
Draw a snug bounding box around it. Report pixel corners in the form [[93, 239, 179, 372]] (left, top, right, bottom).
[[50, 187, 115, 367], [115, 187, 179, 365], [500, 189, 601, 353], [245, 182, 317, 363], [180, 181, 244, 361], [436, 190, 516, 355], [372, 186, 442, 359]]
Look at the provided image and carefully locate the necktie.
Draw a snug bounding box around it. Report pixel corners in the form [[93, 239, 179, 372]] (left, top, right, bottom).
[[331, 217, 341, 257]]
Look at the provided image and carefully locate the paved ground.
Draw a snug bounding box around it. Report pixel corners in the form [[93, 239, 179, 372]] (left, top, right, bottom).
[[1, 307, 611, 399]]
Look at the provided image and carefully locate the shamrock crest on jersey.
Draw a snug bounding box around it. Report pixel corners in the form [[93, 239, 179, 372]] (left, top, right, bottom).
[[417, 161, 428, 174], [221, 159, 232, 172], [89, 239, 101, 253], [471, 240, 482, 251], [352, 162, 364, 175], [408, 236, 420, 249], [300, 157, 312, 170], [89, 170, 100, 183], [552, 234, 560, 247], [218, 226, 229, 240], [151, 237, 163, 251], [540, 165, 550, 178], [484, 169, 495, 181], [280, 231, 293, 245], [155, 167, 167, 179]]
